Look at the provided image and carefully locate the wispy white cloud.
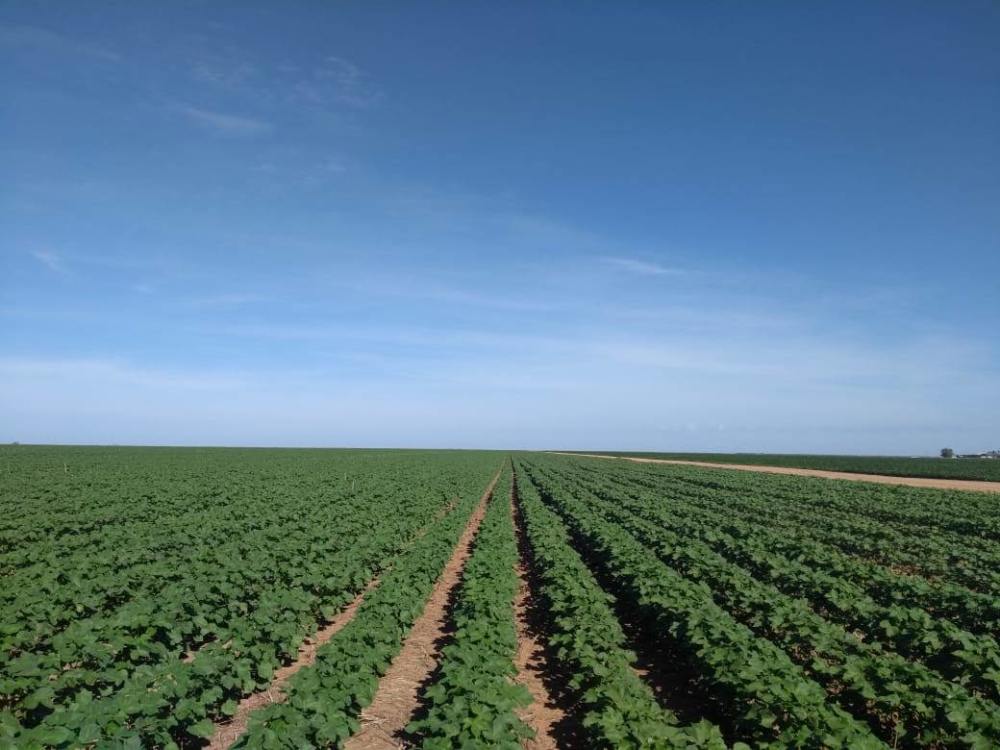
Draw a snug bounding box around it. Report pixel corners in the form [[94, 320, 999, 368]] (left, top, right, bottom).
[[176, 105, 272, 136], [505, 214, 605, 250], [190, 54, 255, 88], [318, 157, 348, 174], [202, 312, 995, 395], [0, 24, 121, 63], [342, 276, 560, 313], [295, 56, 382, 108], [184, 41, 381, 111], [416, 287, 557, 312], [30, 249, 67, 274], [3, 323, 996, 451], [249, 155, 348, 188], [185, 293, 266, 308], [208, 323, 575, 354], [0, 357, 244, 391], [600, 256, 684, 276]]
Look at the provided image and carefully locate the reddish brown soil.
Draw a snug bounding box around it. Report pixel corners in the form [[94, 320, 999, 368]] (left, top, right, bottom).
[[342, 470, 501, 750], [207, 578, 378, 750], [511, 492, 565, 750], [206, 491, 462, 749], [550, 453, 1000, 493]]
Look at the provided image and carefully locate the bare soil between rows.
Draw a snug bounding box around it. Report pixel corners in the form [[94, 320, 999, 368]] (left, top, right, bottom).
[[343, 469, 500, 750], [207, 578, 378, 750], [550, 453, 1000, 493], [205, 489, 470, 749], [511, 475, 575, 750]]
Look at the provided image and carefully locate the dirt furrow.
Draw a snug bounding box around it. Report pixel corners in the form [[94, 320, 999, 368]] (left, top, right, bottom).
[[207, 577, 379, 750], [511, 476, 566, 750], [549, 452, 1000, 493], [343, 470, 500, 750], [206, 490, 463, 749]]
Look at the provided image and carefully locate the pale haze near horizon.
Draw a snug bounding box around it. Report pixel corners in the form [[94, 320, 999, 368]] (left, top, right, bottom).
[[1, 2, 998, 455]]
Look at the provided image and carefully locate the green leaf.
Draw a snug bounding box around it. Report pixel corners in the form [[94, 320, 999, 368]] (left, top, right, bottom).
[[187, 718, 216, 739]]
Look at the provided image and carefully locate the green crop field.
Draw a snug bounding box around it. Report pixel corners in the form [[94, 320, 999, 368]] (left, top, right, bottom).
[[2, 446, 999, 748], [569, 451, 1000, 482]]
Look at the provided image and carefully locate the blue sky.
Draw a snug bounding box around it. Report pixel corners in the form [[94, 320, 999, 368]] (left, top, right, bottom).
[[2, 1, 998, 452]]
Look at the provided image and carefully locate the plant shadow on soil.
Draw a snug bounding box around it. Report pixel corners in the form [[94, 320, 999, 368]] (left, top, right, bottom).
[[397, 536, 470, 747], [512, 492, 591, 750], [402, 492, 587, 749], [529, 476, 740, 746]]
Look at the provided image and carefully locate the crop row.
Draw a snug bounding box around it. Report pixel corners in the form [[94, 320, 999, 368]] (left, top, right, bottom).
[[1, 450, 500, 747], [643, 467, 1000, 596], [5, 495, 447, 746], [4, 478, 393, 657], [516, 460, 887, 748], [541, 459, 1000, 703], [232, 467, 500, 748], [514, 466, 727, 748], [407, 466, 533, 749], [528, 461, 1000, 748], [630, 460, 1000, 547], [582, 459, 1000, 576], [577, 451, 1000, 483], [571, 458, 1000, 636]]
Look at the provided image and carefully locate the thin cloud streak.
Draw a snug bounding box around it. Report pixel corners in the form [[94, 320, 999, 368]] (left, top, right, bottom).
[[0, 24, 121, 63], [176, 105, 272, 136], [298, 56, 382, 108], [184, 42, 381, 111], [0, 357, 246, 391], [184, 293, 267, 309], [29, 250, 67, 274], [600, 256, 685, 276], [3, 330, 995, 452]]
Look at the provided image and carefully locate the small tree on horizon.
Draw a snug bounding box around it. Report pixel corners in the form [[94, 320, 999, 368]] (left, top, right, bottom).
[[940, 447, 955, 458]]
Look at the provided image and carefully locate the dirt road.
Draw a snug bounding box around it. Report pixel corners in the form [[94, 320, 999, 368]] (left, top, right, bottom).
[[549, 453, 1000, 494]]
